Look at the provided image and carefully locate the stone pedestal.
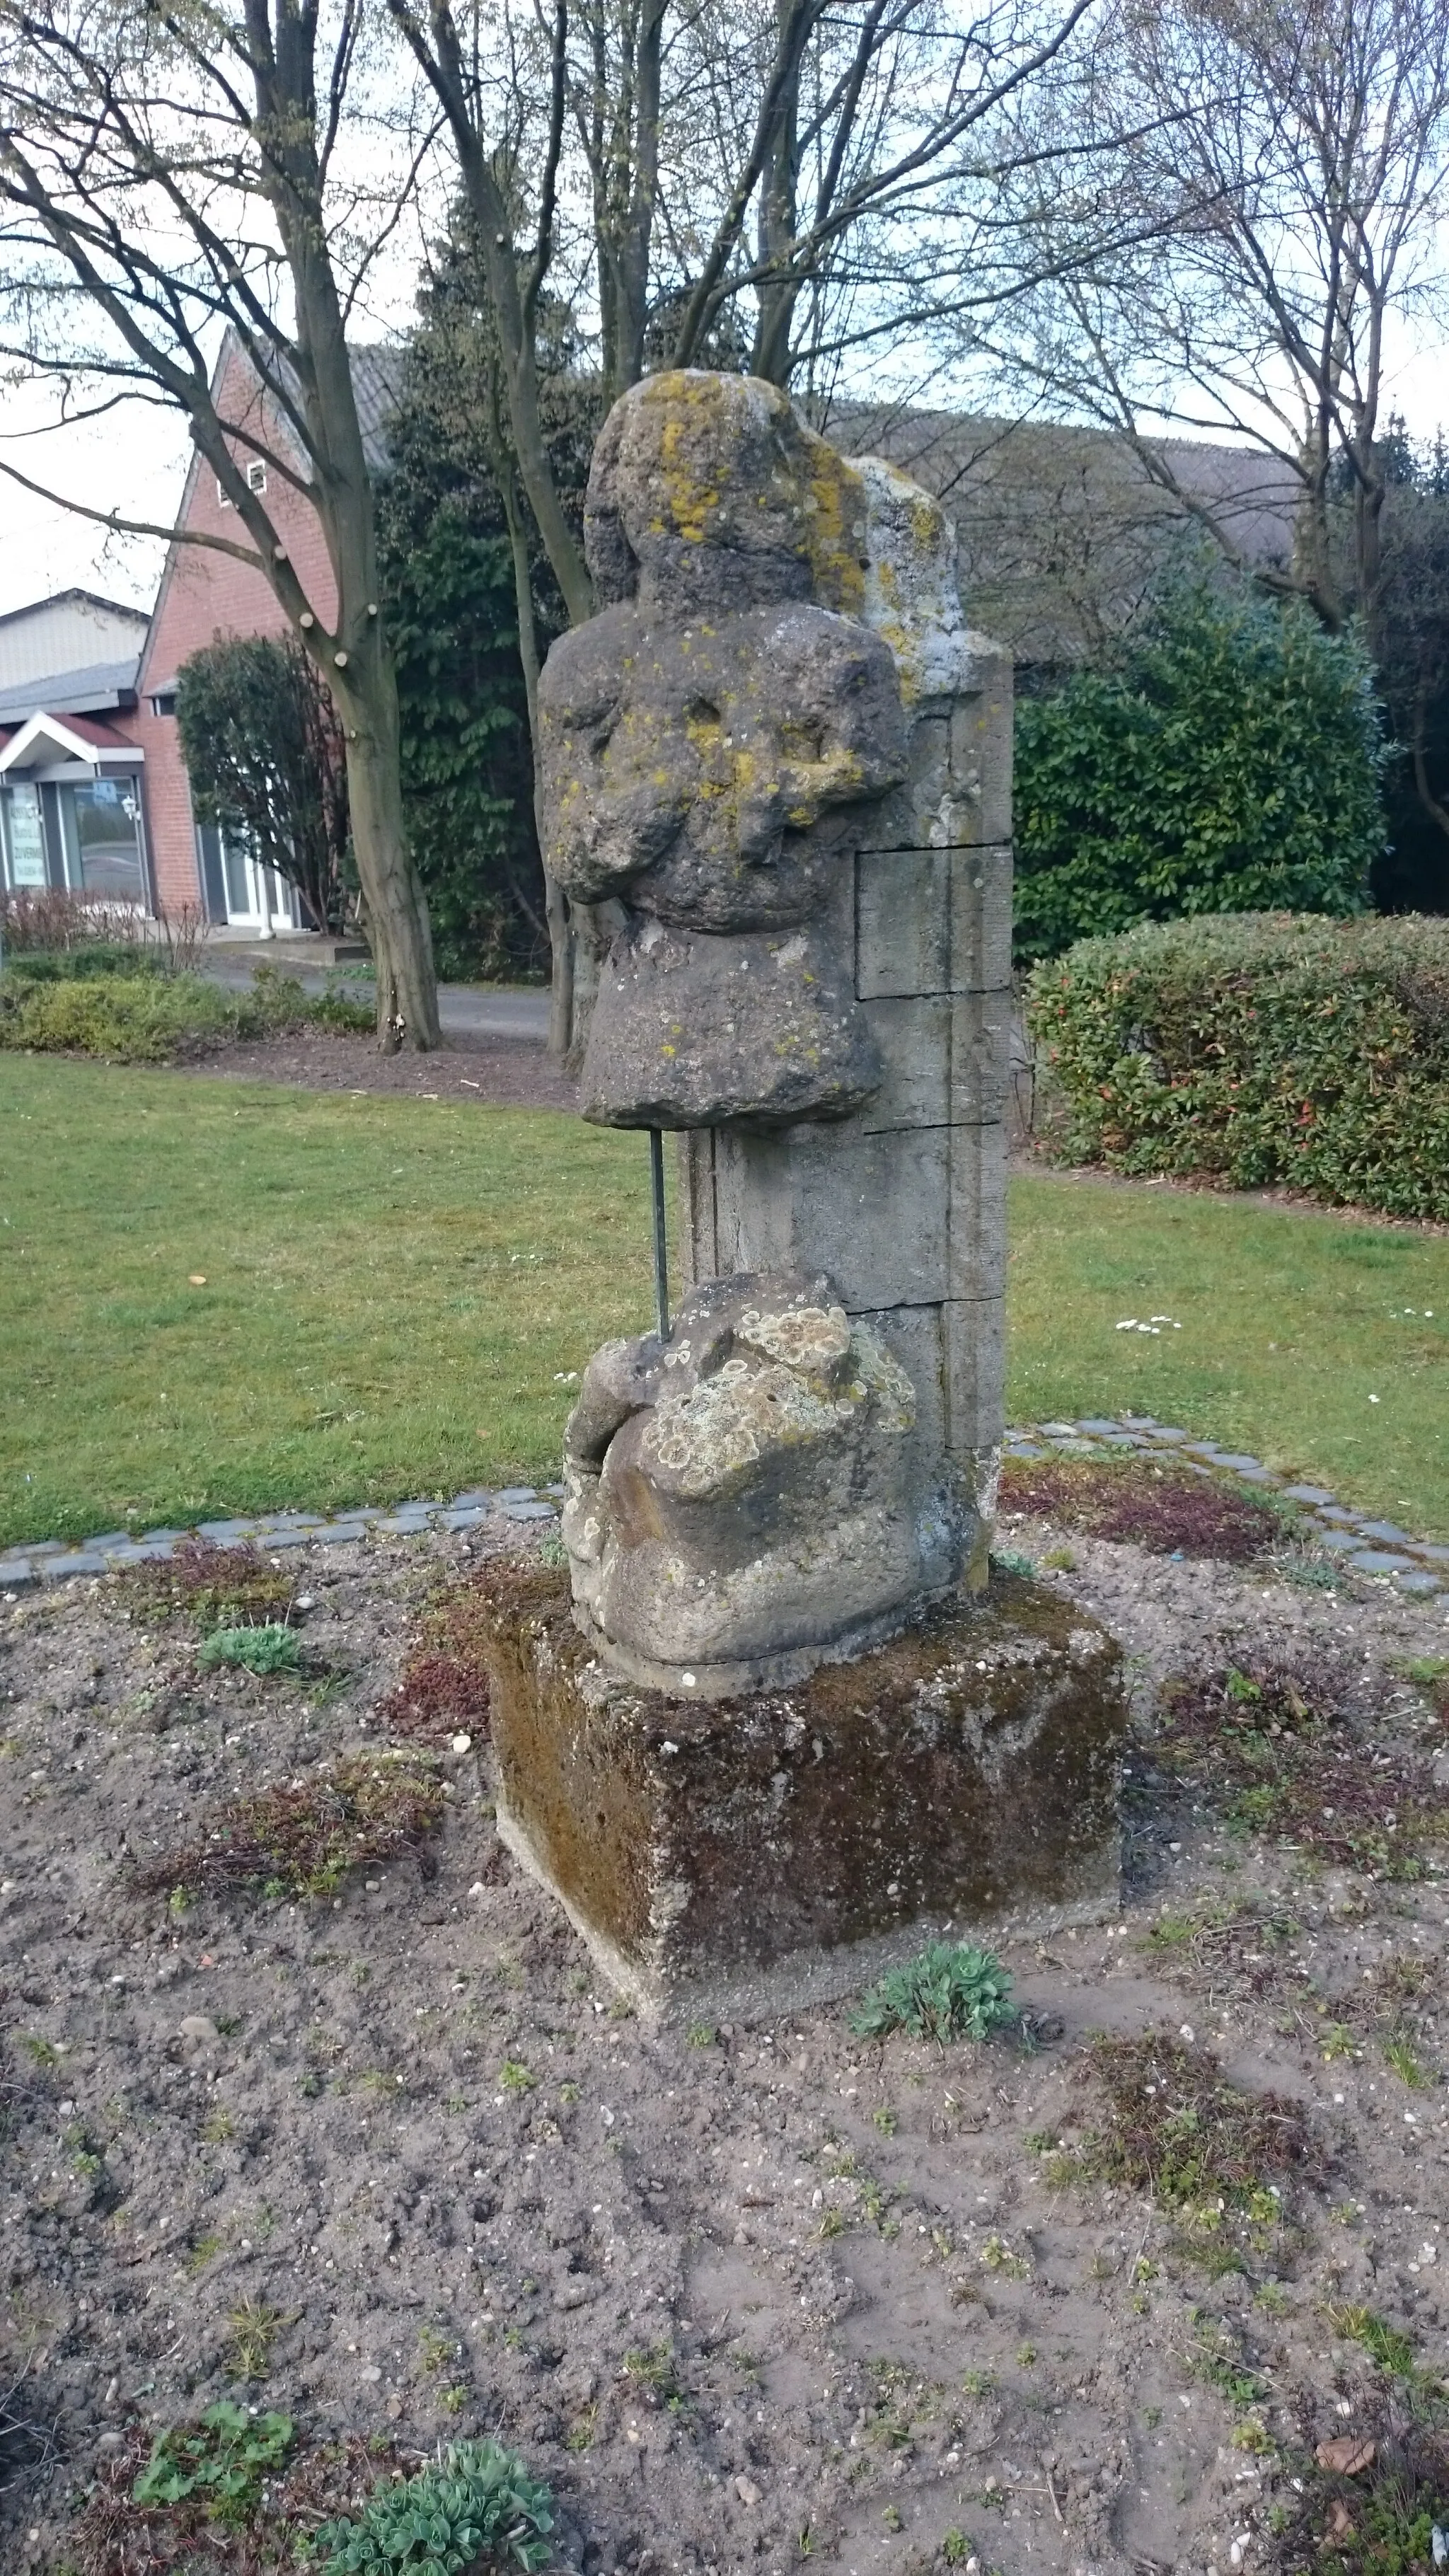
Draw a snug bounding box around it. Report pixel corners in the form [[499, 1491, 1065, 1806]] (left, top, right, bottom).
[[679, 651, 1014, 1543], [479, 1560, 1126, 2023]]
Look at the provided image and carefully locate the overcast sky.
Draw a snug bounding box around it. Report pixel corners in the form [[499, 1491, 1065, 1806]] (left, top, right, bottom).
[[3, 321, 1446, 628]]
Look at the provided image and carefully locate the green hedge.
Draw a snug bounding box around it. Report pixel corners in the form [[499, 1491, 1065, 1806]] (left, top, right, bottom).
[[1025, 912, 1449, 1220], [1012, 581, 1386, 961], [0, 959, 371, 1065]]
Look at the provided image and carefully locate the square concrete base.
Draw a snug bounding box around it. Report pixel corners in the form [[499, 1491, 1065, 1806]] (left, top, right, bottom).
[[477, 1564, 1126, 2023]]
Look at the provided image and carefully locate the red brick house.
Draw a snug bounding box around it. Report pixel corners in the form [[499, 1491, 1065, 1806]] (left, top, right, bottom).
[[0, 334, 397, 930], [0, 591, 154, 903], [132, 333, 398, 928]]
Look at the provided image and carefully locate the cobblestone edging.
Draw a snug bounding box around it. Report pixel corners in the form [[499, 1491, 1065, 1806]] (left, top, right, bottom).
[[0, 1484, 564, 1593], [4, 1416, 1448, 1602], [1004, 1416, 1449, 1602]]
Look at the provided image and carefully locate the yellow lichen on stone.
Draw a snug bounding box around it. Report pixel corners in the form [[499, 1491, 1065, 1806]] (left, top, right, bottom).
[[797, 432, 867, 618]]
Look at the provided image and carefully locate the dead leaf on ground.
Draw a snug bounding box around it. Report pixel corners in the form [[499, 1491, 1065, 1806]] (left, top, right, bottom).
[[1316, 2436, 1376, 2475]]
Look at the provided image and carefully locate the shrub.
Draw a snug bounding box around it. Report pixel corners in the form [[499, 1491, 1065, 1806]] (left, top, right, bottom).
[[197, 1623, 302, 1675], [0, 885, 146, 952], [177, 633, 352, 935], [850, 1943, 1015, 2045], [0, 954, 371, 1063], [1013, 578, 1386, 962], [309, 2437, 555, 2575], [1024, 910, 1449, 1219]]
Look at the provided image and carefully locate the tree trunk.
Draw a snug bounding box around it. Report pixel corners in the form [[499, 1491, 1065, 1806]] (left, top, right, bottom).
[[331, 637, 440, 1051], [751, 0, 802, 385], [495, 413, 577, 1058]]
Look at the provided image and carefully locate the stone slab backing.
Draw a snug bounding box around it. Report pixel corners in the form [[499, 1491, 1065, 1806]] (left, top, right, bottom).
[[679, 649, 1012, 1479], [481, 1556, 1126, 2023]]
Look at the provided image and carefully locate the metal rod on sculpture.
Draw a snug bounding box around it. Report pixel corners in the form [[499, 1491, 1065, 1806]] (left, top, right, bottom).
[[648, 1128, 669, 1342]]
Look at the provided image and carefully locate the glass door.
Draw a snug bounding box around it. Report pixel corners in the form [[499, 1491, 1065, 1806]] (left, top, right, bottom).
[[60, 778, 146, 901], [1, 782, 49, 889], [219, 831, 296, 931]]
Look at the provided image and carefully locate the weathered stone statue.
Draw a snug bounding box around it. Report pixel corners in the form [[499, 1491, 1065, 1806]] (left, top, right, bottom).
[[475, 372, 1125, 2020], [539, 370, 1012, 1696]]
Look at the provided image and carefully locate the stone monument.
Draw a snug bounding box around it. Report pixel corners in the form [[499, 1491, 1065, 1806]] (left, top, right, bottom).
[[478, 371, 1124, 2018]]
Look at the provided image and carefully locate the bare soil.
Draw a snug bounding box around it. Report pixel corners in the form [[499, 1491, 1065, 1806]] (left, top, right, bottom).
[[170, 1029, 579, 1111], [2, 1511, 1448, 2576]]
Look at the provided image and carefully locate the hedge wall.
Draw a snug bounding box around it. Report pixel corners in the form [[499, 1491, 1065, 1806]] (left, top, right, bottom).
[[1012, 582, 1387, 962], [1024, 913, 1449, 1220]]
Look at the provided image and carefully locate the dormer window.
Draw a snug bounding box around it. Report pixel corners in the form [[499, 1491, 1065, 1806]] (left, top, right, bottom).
[[216, 459, 267, 507]]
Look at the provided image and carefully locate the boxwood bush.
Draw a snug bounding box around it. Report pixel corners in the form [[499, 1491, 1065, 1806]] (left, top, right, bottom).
[[0, 956, 372, 1063], [1013, 580, 1387, 963], [1024, 911, 1449, 1220]]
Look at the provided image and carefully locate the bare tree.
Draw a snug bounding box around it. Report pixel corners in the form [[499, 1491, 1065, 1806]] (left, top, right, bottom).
[[0, 0, 442, 1049], [386, 0, 1100, 1044], [988, 0, 1449, 639]]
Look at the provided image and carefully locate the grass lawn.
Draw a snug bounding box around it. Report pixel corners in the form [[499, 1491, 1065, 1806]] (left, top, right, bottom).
[[3, 1057, 1448, 1547], [1008, 1172, 1449, 1539]]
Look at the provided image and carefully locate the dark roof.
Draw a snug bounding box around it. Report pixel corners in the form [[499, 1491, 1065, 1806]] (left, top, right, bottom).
[[0, 657, 142, 727], [349, 347, 406, 475], [829, 406, 1300, 665], [0, 587, 150, 635]]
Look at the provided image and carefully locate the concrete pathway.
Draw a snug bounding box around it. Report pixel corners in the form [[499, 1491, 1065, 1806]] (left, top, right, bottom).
[[200, 947, 551, 1046]]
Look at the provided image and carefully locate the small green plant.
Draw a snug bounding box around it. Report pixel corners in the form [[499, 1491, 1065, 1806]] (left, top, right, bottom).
[[872, 2105, 899, 2135], [981, 2234, 1031, 2278], [850, 1943, 1015, 2045], [1325, 2304, 1419, 2381], [960, 2368, 995, 2399], [565, 2407, 597, 2453], [185, 2231, 224, 2276], [227, 2298, 284, 2379], [309, 2437, 554, 2573], [198, 1622, 301, 1676], [20, 2034, 59, 2067], [133, 2402, 294, 2527], [417, 2326, 454, 2376], [499, 2060, 534, 2094], [686, 2021, 717, 2048], [1385, 2035, 1426, 2089], [992, 1548, 1036, 1577], [168, 1886, 194, 1917], [441, 2385, 468, 2417], [942, 2530, 971, 2564], [1191, 2321, 1267, 2410]]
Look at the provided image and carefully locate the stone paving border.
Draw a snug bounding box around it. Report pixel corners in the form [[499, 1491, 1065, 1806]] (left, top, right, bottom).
[[0, 1484, 564, 1593], [4, 1419, 1448, 1602], [1003, 1416, 1449, 1602]]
